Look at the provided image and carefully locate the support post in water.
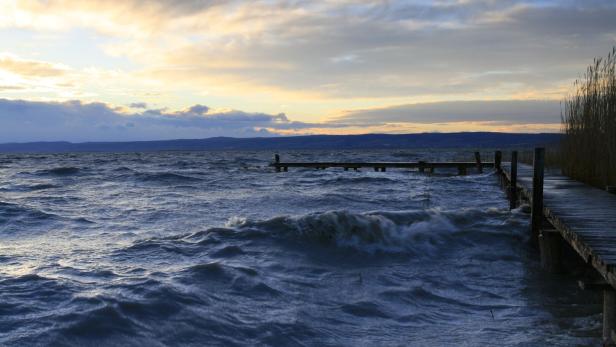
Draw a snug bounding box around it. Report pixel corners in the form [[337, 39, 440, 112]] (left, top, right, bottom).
[[274, 154, 281, 172], [474, 152, 483, 174], [604, 289, 616, 345], [539, 228, 563, 273], [510, 151, 518, 210], [494, 151, 502, 171], [418, 161, 426, 173], [531, 147, 545, 246], [457, 165, 467, 176]]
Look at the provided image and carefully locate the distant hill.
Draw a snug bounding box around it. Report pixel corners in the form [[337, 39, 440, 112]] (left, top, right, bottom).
[[0, 132, 561, 153]]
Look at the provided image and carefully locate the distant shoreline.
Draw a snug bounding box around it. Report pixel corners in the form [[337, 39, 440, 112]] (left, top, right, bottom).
[[0, 132, 560, 153]]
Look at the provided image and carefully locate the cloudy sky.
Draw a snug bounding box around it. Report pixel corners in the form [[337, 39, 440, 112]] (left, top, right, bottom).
[[1, 0, 615, 142]]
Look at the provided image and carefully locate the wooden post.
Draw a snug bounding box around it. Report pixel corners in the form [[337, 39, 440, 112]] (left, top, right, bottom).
[[531, 147, 545, 246], [283, 166, 288, 172], [494, 151, 502, 171], [381, 167, 386, 172], [458, 165, 467, 176], [418, 161, 425, 173], [539, 228, 563, 273], [474, 152, 483, 173], [344, 167, 349, 171], [374, 167, 379, 172], [604, 289, 616, 345], [510, 151, 518, 210], [274, 154, 281, 172]]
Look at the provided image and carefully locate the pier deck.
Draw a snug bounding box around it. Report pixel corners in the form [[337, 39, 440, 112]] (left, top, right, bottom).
[[502, 163, 616, 288]]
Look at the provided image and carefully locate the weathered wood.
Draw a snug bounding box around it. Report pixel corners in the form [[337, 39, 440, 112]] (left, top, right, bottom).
[[510, 151, 518, 210], [474, 152, 483, 173], [578, 279, 612, 291], [539, 229, 563, 273], [457, 166, 467, 176], [495, 151, 502, 171], [605, 290, 616, 345], [531, 148, 545, 247], [275, 154, 281, 172], [271, 161, 495, 171]]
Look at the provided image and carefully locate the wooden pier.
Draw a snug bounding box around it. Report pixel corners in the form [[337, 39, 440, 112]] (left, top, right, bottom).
[[271, 149, 616, 344], [270, 152, 497, 175], [499, 149, 616, 346]]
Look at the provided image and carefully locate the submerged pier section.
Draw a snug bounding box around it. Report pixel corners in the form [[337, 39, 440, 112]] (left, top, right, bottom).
[[270, 152, 498, 175]]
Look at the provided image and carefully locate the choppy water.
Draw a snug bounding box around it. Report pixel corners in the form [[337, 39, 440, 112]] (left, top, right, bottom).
[[0, 150, 602, 346]]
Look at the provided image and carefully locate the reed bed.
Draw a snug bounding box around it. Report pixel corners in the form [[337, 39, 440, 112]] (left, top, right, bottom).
[[561, 47, 616, 188]]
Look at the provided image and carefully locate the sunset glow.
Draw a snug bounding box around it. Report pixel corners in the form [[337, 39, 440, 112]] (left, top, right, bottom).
[[1, 0, 615, 141]]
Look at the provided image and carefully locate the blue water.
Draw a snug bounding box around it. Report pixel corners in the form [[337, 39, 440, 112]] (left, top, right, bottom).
[[0, 150, 601, 346]]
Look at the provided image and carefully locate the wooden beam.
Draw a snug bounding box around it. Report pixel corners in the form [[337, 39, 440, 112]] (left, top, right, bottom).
[[495, 151, 502, 171], [531, 147, 545, 247], [539, 228, 563, 273], [605, 290, 616, 345], [275, 154, 281, 172], [510, 150, 518, 210], [474, 152, 483, 174]]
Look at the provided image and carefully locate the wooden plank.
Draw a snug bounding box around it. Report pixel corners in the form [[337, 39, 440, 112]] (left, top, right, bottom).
[[272, 161, 495, 169], [501, 161, 616, 289]]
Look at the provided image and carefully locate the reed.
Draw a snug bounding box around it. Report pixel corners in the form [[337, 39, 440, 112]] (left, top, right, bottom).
[[561, 47, 616, 188]]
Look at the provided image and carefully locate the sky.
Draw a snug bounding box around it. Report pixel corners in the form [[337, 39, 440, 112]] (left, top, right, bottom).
[[1, 0, 616, 142]]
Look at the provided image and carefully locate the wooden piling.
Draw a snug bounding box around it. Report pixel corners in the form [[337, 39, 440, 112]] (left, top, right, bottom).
[[510, 151, 518, 210], [474, 152, 483, 173], [531, 147, 545, 246], [458, 166, 467, 176], [494, 151, 502, 171], [604, 290, 616, 345], [275, 154, 281, 172], [539, 228, 563, 273]]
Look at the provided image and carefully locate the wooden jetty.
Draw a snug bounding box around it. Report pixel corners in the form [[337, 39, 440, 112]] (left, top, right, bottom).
[[271, 149, 616, 344], [499, 148, 616, 345], [270, 152, 498, 175]]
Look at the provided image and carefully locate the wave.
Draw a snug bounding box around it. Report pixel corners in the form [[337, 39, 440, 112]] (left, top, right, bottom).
[[117, 207, 520, 260], [36, 167, 81, 176], [0, 201, 59, 222], [127, 172, 204, 184]]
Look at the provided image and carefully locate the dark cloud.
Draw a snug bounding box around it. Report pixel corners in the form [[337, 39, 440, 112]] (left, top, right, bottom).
[[162, 0, 616, 99], [129, 102, 148, 109], [335, 100, 561, 125], [0, 98, 337, 142]]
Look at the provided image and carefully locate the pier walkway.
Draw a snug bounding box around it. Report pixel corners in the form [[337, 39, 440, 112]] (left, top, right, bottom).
[[502, 162, 616, 288]]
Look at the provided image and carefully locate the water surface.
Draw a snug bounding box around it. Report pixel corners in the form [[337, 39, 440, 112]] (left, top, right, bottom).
[[0, 150, 601, 346]]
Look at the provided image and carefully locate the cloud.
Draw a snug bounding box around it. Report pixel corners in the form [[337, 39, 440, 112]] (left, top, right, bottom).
[[335, 100, 562, 125], [0, 98, 337, 142], [0, 55, 67, 78], [0, 1, 615, 126], [129, 102, 147, 109]]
